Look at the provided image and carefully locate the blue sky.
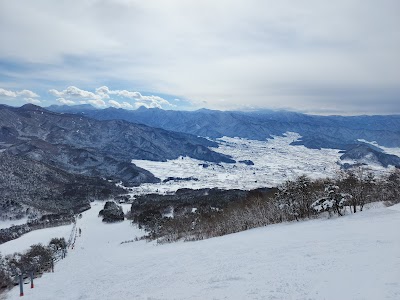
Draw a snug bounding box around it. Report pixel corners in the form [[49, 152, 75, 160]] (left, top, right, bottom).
[[0, 0, 399, 114]]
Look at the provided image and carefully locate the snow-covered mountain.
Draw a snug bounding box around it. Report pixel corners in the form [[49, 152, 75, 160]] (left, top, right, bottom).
[[48, 104, 400, 148], [0, 104, 233, 186], [47, 104, 400, 171]]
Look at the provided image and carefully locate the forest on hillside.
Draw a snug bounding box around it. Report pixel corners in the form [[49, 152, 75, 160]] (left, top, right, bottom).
[[129, 169, 400, 243]]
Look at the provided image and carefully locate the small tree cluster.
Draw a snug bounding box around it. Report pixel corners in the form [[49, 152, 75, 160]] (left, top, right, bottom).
[[48, 238, 67, 252], [0, 237, 66, 292], [311, 183, 351, 216], [275, 175, 316, 221]]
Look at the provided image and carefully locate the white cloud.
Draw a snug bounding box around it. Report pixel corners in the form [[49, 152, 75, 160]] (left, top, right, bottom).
[[1, 1, 400, 113], [0, 88, 40, 100], [108, 99, 121, 108], [121, 101, 134, 109], [49, 85, 174, 109], [109, 90, 141, 99], [95, 86, 110, 98], [108, 99, 134, 109], [49, 86, 97, 99], [88, 99, 106, 107], [17, 89, 39, 98], [50, 86, 108, 107], [57, 97, 76, 105], [24, 97, 41, 104], [107, 88, 175, 108], [0, 88, 17, 98]]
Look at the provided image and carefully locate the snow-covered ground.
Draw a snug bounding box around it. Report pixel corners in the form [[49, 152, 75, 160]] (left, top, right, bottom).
[[0, 218, 28, 230], [5, 202, 400, 300], [0, 223, 73, 255], [132, 133, 344, 194]]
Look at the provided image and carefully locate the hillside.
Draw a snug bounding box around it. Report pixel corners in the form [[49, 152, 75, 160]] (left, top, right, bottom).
[[4, 202, 400, 299], [0, 104, 233, 185], [0, 153, 123, 220], [48, 105, 400, 148]]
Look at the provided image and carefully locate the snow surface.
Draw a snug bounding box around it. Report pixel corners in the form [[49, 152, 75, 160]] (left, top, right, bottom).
[[0, 223, 73, 255], [131, 133, 344, 194], [0, 218, 28, 230], [5, 202, 400, 300]]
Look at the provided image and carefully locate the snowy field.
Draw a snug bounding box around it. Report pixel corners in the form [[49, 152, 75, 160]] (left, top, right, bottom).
[[0, 218, 28, 230], [0, 223, 73, 256], [132, 133, 344, 194], [5, 202, 400, 300]]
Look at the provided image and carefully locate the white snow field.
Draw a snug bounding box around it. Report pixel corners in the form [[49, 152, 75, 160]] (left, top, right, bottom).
[[5, 202, 400, 300], [0, 223, 73, 255], [0, 218, 28, 230], [131, 133, 398, 195], [131, 133, 345, 194]]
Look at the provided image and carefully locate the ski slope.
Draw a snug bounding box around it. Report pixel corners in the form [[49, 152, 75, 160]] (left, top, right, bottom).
[[5, 202, 400, 300]]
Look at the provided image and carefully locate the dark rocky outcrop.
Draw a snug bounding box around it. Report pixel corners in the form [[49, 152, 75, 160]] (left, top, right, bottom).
[[239, 160, 254, 166], [99, 201, 124, 223]]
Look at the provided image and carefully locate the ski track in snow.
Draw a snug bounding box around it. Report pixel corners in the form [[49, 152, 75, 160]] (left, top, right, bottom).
[[5, 202, 400, 300]]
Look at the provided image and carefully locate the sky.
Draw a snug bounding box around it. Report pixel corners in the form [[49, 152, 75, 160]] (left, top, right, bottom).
[[0, 0, 399, 114]]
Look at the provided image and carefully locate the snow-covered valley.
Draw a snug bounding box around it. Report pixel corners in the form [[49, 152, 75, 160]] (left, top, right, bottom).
[[4, 201, 400, 300], [131, 133, 395, 194]]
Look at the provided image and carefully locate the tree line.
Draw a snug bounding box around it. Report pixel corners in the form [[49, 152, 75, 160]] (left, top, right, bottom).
[[0, 237, 67, 292], [129, 169, 400, 243]]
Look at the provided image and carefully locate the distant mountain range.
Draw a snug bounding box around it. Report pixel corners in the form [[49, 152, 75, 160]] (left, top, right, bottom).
[[48, 104, 400, 168], [0, 104, 233, 186], [48, 104, 400, 148], [0, 104, 239, 217], [1, 103, 399, 217]]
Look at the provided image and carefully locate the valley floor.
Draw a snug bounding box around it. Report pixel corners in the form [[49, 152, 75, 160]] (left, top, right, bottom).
[[5, 202, 400, 300]]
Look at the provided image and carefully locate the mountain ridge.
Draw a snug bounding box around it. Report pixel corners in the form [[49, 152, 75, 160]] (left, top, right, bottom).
[[47, 104, 400, 149], [0, 104, 234, 186]]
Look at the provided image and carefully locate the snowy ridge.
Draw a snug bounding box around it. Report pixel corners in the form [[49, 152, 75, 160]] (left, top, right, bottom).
[[4, 202, 400, 299], [358, 139, 400, 157]]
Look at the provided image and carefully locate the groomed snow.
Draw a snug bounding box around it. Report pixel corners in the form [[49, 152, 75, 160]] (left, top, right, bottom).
[[5, 202, 400, 300]]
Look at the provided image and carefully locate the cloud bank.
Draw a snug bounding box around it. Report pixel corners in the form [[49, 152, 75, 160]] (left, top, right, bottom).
[[0, 0, 399, 114], [49, 86, 174, 109], [0, 87, 41, 104]]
